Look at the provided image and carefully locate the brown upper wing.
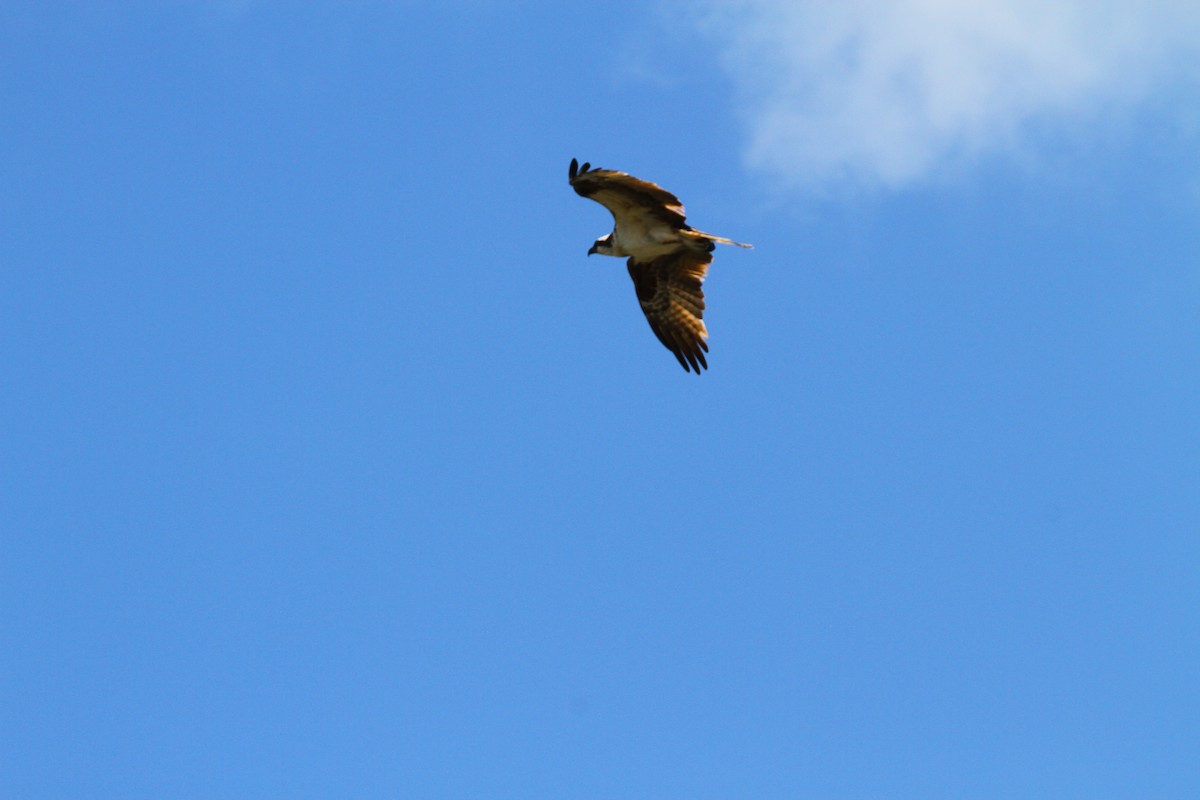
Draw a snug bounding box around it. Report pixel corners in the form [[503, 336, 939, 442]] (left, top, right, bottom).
[[569, 158, 688, 229], [627, 251, 712, 373]]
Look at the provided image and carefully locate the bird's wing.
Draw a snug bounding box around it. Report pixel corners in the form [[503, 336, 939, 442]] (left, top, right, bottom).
[[569, 158, 688, 229], [627, 251, 712, 373]]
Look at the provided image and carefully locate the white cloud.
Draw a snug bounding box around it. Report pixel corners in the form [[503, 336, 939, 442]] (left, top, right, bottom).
[[683, 0, 1200, 190]]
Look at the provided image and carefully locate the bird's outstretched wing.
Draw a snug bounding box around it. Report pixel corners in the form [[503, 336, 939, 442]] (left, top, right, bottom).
[[569, 158, 688, 229], [627, 251, 711, 373]]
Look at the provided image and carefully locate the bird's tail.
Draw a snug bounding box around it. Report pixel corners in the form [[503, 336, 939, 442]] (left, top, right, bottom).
[[690, 230, 753, 250]]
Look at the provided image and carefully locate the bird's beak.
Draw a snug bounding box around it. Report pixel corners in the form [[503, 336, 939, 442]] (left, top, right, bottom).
[[587, 244, 597, 256]]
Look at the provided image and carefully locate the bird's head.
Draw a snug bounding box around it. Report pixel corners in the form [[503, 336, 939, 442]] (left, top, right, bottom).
[[588, 234, 614, 257]]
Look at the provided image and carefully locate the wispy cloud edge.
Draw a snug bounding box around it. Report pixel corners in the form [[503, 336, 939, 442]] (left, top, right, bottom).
[[682, 0, 1200, 191]]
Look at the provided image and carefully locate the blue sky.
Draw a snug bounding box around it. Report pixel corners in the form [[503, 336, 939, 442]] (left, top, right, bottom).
[[2, 2, 1198, 797]]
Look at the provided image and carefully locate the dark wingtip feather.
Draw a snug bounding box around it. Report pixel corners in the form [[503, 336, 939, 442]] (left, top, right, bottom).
[[671, 337, 708, 374], [569, 158, 578, 181]]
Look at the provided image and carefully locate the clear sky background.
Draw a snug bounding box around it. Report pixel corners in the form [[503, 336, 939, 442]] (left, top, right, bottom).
[[3, 2, 1198, 798]]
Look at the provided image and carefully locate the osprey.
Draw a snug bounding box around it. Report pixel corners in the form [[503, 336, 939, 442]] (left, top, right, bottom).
[[568, 158, 751, 373]]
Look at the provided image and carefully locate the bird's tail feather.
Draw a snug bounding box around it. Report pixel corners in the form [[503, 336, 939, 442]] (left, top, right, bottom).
[[693, 230, 753, 249]]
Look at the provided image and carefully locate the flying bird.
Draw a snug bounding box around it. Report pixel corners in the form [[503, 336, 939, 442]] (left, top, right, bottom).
[[568, 158, 751, 373]]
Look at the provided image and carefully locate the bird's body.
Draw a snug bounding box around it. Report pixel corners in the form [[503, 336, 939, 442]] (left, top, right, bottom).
[[568, 158, 751, 373], [603, 219, 683, 260], [600, 223, 723, 261]]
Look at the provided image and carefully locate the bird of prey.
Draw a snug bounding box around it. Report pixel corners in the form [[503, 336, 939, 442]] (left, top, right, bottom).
[[568, 158, 751, 373]]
